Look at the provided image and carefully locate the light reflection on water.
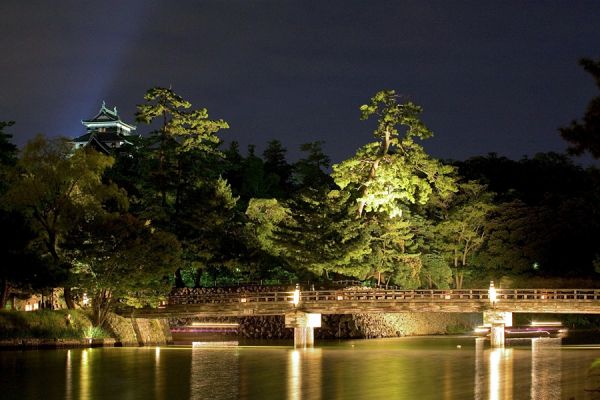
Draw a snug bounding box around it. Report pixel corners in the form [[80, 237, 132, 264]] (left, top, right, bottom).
[[288, 348, 322, 400], [190, 346, 239, 399], [1, 337, 600, 399]]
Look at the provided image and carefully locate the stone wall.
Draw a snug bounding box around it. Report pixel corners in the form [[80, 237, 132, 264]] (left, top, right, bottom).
[[105, 313, 172, 346], [172, 312, 482, 340], [133, 318, 172, 345], [317, 312, 482, 339]]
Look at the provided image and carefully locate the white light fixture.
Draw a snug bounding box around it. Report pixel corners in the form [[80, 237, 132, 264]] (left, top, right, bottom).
[[489, 281, 497, 306], [292, 285, 300, 307]]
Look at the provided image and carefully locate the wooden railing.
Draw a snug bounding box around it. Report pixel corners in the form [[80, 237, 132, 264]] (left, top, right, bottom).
[[169, 288, 600, 305]]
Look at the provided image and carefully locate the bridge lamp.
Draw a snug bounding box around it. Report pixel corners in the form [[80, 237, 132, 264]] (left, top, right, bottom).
[[292, 284, 300, 307], [488, 281, 497, 306]]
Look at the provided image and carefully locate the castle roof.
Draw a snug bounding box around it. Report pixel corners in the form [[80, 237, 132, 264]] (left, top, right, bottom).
[[82, 101, 136, 132]]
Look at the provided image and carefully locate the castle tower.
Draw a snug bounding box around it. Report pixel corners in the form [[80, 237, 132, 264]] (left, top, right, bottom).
[[72, 101, 137, 153]]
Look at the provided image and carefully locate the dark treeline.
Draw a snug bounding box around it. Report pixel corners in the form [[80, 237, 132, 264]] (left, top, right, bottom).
[[1, 59, 599, 327]]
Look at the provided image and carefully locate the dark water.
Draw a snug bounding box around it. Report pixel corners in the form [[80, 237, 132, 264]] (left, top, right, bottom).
[[1, 336, 600, 399]]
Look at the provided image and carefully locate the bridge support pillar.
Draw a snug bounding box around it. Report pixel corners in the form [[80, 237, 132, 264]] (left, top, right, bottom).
[[490, 322, 505, 347], [484, 311, 512, 348], [285, 311, 321, 348], [483, 311, 513, 327], [293, 327, 314, 347]]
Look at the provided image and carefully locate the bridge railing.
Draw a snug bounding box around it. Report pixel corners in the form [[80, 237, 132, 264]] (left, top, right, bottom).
[[168, 288, 600, 305]]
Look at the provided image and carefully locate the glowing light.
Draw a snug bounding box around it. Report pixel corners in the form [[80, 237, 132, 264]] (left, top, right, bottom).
[[65, 350, 72, 400], [530, 321, 562, 327], [292, 286, 300, 306], [80, 349, 90, 399], [190, 322, 239, 328], [474, 326, 490, 334], [307, 313, 321, 328], [192, 341, 239, 347], [489, 281, 497, 305], [288, 350, 301, 400], [240, 297, 247, 303]]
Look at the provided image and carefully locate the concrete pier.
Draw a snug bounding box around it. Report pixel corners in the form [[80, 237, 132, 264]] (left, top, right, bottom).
[[484, 311, 512, 348], [285, 311, 321, 348], [490, 322, 505, 347]]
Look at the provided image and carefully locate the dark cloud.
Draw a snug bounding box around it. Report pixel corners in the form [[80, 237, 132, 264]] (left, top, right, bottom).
[[2, 0, 600, 164]]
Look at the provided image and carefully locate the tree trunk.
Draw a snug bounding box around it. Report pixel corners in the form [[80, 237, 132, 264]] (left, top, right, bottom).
[[357, 130, 390, 217], [0, 278, 9, 309], [92, 291, 112, 327], [64, 286, 76, 309], [453, 270, 464, 289], [194, 268, 203, 288], [175, 268, 185, 288]]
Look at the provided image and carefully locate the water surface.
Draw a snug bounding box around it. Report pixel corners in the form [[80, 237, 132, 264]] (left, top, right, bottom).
[[1, 336, 600, 399]]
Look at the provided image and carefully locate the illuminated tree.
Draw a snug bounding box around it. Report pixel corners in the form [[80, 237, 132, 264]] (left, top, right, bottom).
[[273, 188, 372, 278], [0, 121, 47, 308], [67, 214, 181, 326], [431, 181, 495, 288], [134, 88, 241, 286], [331, 90, 456, 285], [362, 212, 420, 287], [135, 87, 229, 211], [332, 90, 455, 218], [3, 135, 126, 308]]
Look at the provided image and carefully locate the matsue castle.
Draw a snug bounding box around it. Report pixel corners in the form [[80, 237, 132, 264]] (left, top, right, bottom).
[[72, 102, 137, 153]]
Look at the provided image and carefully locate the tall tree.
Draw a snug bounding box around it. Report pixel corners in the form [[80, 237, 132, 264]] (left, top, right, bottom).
[[223, 140, 244, 197], [0, 121, 17, 175], [240, 145, 277, 200], [0, 121, 48, 308], [175, 176, 241, 287], [332, 90, 455, 218], [430, 181, 495, 288], [134, 88, 238, 286], [292, 141, 333, 190], [67, 214, 181, 326], [331, 90, 456, 286], [362, 212, 421, 287], [263, 139, 292, 196], [135, 87, 228, 213], [273, 188, 372, 279], [3, 135, 126, 308], [560, 58, 600, 158]]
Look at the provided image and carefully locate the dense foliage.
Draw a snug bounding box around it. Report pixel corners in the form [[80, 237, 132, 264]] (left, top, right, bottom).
[[1, 73, 599, 324]]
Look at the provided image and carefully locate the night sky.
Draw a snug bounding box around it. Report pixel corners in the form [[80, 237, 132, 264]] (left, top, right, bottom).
[[2, 1, 600, 164]]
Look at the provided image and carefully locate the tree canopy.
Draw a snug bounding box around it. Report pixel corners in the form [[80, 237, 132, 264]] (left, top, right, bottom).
[[560, 58, 600, 158]]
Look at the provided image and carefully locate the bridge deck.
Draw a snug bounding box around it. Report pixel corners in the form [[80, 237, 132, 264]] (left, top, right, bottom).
[[130, 289, 600, 318]]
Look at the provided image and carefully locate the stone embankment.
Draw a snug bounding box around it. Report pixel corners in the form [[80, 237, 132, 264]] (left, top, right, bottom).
[[0, 311, 171, 349], [105, 313, 172, 346], [318, 313, 482, 338]]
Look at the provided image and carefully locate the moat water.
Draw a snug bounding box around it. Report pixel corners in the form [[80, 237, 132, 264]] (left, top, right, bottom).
[[1, 336, 600, 399]]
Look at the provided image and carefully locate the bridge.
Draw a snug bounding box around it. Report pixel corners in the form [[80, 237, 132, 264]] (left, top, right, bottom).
[[131, 288, 600, 317], [130, 288, 600, 348]]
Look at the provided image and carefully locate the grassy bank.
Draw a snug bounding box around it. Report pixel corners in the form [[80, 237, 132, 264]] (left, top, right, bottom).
[[0, 310, 109, 340]]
